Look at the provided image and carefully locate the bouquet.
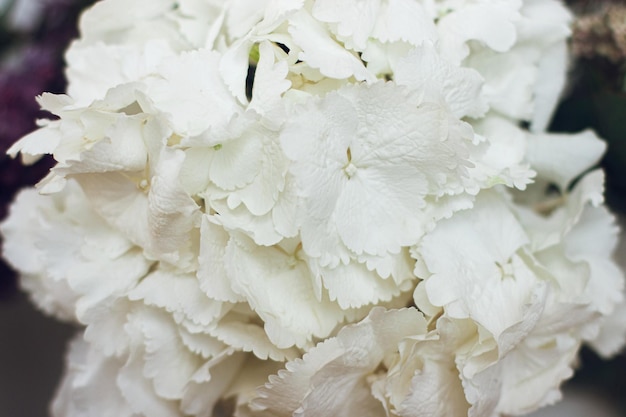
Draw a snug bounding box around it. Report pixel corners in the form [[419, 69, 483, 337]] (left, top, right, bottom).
[[2, 0, 625, 416]]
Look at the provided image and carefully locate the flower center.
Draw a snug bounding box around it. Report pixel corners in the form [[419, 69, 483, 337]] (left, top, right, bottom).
[[496, 260, 515, 279], [344, 162, 358, 178], [343, 147, 358, 178]]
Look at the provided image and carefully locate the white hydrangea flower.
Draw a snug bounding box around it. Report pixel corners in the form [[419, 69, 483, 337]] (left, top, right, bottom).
[[185, 110, 293, 246], [419, 190, 549, 358], [461, 0, 572, 126], [416, 170, 624, 415], [221, 232, 352, 349], [65, 40, 177, 105], [590, 300, 626, 358], [251, 307, 428, 416], [468, 114, 536, 190], [52, 335, 136, 417], [377, 317, 480, 416], [312, 0, 436, 52], [310, 0, 437, 77], [435, 0, 522, 65], [392, 42, 488, 119], [144, 49, 241, 137], [219, 0, 304, 103], [1, 180, 151, 323], [281, 81, 476, 261], [2, 0, 625, 416], [287, 7, 376, 83], [76, 0, 186, 48]]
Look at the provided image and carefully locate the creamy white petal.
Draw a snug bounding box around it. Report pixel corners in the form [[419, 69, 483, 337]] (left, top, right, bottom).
[[421, 191, 548, 349], [117, 330, 181, 417], [529, 41, 568, 133], [497, 333, 579, 415], [394, 42, 487, 118], [129, 268, 224, 328], [310, 258, 412, 310], [54, 115, 148, 175], [288, 9, 375, 82], [311, 0, 380, 51], [589, 299, 626, 357], [65, 40, 176, 104], [219, 0, 302, 103], [7, 121, 62, 164], [248, 41, 291, 124], [282, 81, 476, 260], [469, 114, 535, 190], [52, 335, 136, 417], [437, 1, 521, 64], [387, 333, 470, 417], [182, 350, 247, 417], [526, 130, 606, 191], [197, 216, 243, 303], [77, 0, 177, 42], [82, 298, 135, 357], [254, 308, 427, 416], [127, 307, 203, 401], [208, 198, 285, 245], [147, 49, 240, 136], [224, 233, 348, 348], [206, 305, 300, 361]]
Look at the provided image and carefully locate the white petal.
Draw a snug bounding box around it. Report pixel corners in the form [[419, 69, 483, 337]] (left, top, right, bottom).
[[421, 190, 547, 348], [128, 268, 224, 327], [288, 9, 375, 82], [249, 41, 291, 123], [117, 334, 180, 417], [147, 49, 240, 136], [282, 82, 477, 260], [529, 41, 568, 132], [470, 114, 534, 190], [497, 333, 579, 415], [437, 2, 521, 64], [65, 40, 176, 104], [589, 298, 626, 357], [224, 233, 348, 348], [526, 130, 606, 191], [254, 308, 427, 416], [207, 305, 300, 361], [7, 122, 62, 164], [398, 358, 469, 417], [74, 172, 151, 256], [52, 335, 135, 417], [197, 216, 243, 303], [55, 115, 148, 175], [371, 0, 437, 46], [127, 307, 203, 401], [146, 146, 202, 266], [311, 0, 380, 51], [181, 350, 247, 417], [82, 298, 135, 357], [77, 0, 176, 41], [394, 43, 487, 118], [311, 259, 411, 309]]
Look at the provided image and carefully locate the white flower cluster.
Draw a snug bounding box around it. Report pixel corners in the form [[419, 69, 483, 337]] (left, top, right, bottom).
[[2, 0, 626, 416]]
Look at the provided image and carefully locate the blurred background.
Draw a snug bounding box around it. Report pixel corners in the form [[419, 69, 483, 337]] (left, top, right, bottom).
[[0, 1, 94, 416], [0, 0, 625, 416]]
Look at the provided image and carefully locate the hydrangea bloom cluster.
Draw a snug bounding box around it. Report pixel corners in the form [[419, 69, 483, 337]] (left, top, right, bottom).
[[2, 0, 626, 416]]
